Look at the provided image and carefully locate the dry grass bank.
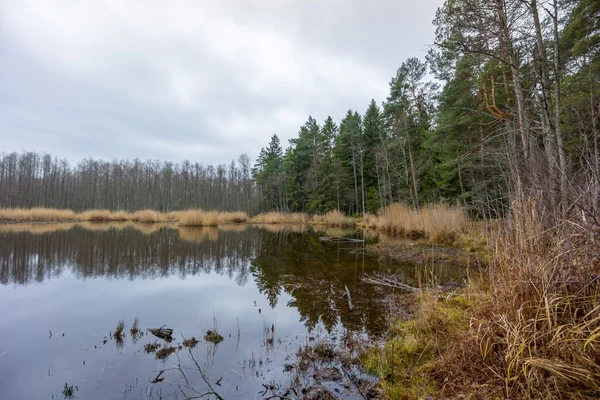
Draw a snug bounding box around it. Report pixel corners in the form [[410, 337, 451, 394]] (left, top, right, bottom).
[[178, 210, 248, 226], [313, 210, 356, 228], [364, 200, 600, 399], [0, 207, 78, 222], [250, 211, 311, 224], [364, 203, 470, 243], [0, 207, 178, 223]]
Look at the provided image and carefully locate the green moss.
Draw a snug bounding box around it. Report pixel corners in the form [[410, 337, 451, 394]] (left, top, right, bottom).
[[360, 294, 472, 399]]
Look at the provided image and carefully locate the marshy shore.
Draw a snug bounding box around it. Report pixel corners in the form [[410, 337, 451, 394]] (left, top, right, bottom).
[[1, 202, 598, 399]]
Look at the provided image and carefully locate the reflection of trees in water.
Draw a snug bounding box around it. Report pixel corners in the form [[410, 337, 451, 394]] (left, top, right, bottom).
[[250, 229, 390, 336], [0, 226, 446, 336], [0, 227, 256, 286]]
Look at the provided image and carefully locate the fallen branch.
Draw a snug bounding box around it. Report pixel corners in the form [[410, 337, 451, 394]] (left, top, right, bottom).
[[344, 284, 354, 311], [361, 276, 418, 292], [319, 236, 364, 243], [151, 370, 165, 384]]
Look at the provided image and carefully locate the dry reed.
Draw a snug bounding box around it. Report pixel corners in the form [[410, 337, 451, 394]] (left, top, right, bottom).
[[178, 210, 248, 226], [132, 209, 164, 223], [313, 210, 356, 228], [250, 211, 311, 224], [369, 199, 600, 399], [0, 208, 78, 222], [368, 203, 470, 242]]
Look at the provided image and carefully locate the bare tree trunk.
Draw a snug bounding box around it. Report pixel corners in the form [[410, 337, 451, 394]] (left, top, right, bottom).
[[408, 146, 420, 211], [532, 0, 559, 208], [552, 0, 568, 211]]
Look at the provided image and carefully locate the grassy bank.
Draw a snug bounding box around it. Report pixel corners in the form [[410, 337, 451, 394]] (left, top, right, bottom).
[[0, 205, 471, 244], [362, 200, 600, 399], [0, 208, 179, 223]]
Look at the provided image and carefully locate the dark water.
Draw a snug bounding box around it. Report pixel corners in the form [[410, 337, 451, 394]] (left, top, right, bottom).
[[0, 224, 465, 399]]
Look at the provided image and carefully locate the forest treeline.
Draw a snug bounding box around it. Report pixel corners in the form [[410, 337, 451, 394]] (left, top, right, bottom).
[[1, 0, 598, 221], [254, 0, 599, 218], [0, 152, 258, 212]]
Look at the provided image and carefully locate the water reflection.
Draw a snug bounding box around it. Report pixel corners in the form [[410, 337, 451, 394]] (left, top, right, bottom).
[[0, 225, 388, 333], [0, 224, 468, 336], [0, 223, 469, 400]]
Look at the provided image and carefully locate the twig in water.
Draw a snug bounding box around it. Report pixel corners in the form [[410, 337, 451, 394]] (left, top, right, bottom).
[[48, 364, 53, 376], [151, 370, 165, 384], [344, 284, 354, 311]]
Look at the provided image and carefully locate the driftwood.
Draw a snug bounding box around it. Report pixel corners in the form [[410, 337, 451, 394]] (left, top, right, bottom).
[[344, 284, 354, 311], [361, 276, 418, 292], [148, 326, 173, 340], [319, 236, 364, 243]]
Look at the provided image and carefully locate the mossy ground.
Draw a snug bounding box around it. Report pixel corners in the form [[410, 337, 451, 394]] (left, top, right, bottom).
[[360, 292, 473, 399]]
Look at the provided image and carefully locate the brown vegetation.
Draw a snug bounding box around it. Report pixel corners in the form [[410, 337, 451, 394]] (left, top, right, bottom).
[[364, 203, 470, 243], [132, 209, 164, 223], [0, 204, 469, 245], [178, 210, 248, 226], [364, 200, 600, 399], [313, 210, 356, 228], [0, 207, 78, 222], [250, 211, 311, 224]]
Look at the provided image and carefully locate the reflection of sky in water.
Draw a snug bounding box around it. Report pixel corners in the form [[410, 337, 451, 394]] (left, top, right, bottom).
[[0, 226, 466, 399]]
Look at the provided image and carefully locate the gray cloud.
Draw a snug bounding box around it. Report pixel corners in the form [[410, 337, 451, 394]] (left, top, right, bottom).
[[0, 0, 443, 165]]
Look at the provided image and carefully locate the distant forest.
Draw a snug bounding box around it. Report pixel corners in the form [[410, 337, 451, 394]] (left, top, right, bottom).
[[2, 0, 599, 217]]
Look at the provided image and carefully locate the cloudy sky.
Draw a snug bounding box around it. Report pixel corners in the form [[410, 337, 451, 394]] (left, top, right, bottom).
[[1, 0, 443, 165]]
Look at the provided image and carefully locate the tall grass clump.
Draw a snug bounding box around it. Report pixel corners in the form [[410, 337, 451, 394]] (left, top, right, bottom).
[[313, 210, 357, 228], [250, 211, 311, 224], [0, 207, 78, 222], [79, 209, 116, 222], [132, 209, 164, 223], [374, 203, 469, 242], [364, 199, 600, 399], [178, 210, 248, 226], [418, 200, 598, 399]]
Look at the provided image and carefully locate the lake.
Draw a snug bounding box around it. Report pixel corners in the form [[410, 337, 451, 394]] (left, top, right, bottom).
[[0, 223, 466, 399]]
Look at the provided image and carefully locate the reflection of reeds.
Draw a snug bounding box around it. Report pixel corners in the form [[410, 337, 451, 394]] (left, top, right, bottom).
[[0, 221, 176, 235], [0, 222, 76, 234], [252, 223, 310, 234], [179, 210, 248, 226], [218, 224, 248, 233], [178, 227, 219, 242]]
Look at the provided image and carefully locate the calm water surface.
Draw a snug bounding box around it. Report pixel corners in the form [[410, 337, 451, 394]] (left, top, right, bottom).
[[0, 224, 465, 399]]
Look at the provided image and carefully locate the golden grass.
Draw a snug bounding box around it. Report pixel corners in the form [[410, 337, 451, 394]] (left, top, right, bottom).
[[132, 209, 164, 223], [79, 209, 114, 221], [0, 207, 181, 224], [250, 211, 311, 224], [178, 209, 248, 226], [366, 203, 470, 243], [313, 210, 357, 228], [164, 211, 180, 221], [0, 207, 78, 222]]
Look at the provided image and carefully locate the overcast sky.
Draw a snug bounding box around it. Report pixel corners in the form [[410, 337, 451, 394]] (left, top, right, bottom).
[[1, 0, 443, 166]]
